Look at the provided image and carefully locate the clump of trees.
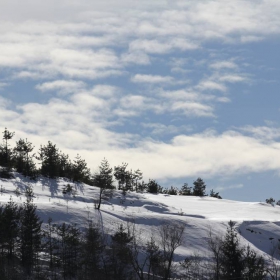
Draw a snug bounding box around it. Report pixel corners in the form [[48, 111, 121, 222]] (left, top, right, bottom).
[[0, 128, 91, 184], [0, 128, 223, 204]]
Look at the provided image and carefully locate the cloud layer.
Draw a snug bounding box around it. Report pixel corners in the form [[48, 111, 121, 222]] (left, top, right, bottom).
[[0, 0, 279, 195]]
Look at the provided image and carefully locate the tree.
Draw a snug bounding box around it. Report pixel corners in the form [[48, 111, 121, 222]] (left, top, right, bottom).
[[37, 141, 61, 178], [220, 221, 244, 279], [13, 138, 37, 179], [20, 201, 42, 276], [147, 179, 162, 194], [145, 236, 164, 280], [0, 128, 14, 178], [0, 198, 21, 261], [71, 154, 91, 183], [179, 183, 192, 196], [167, 186, 178, 195], [93, 158, 114, 210], [192, 177, 206, 196], [105, 224, 133, 280], [133, 169, 143, 192], [114, 163, 133, 194], [243, 245, 266, 279], [55, 223, 81, 279], [207, 228, 223, 280], [266, 197, 275, 205], [159, 222, 185, 280], [80, 222, 105, 280], [58, 152, 72, 179], [210, 189, 222, 199]]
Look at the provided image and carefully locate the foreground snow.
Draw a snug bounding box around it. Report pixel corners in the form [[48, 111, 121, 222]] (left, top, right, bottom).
[[0, 173, 280, 264]]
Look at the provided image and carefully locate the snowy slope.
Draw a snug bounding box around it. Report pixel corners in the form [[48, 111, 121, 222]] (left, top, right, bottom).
[[0, 173, 280, 265]]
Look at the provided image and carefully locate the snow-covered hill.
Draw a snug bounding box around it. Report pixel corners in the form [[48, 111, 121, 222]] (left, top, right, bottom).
[[1, 173, 280, 265]]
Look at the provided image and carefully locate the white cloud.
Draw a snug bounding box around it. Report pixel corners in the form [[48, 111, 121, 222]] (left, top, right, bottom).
[[131, 74, 174, 84], [197, 80, 227, 92], [129, 39, 198, 54], [210, 61, 238, 70], [239, 125, 280, 141], [141, 123, 192, 136], [36, 80, 86, 95], [219, 74, 247, 83], [171, 101, 214, 117]]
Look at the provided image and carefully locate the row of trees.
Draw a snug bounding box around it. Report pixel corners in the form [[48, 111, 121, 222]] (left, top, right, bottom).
[[0, 198, 278, 279], [0, 128, 91, 183], [1, 128, 220, 206]]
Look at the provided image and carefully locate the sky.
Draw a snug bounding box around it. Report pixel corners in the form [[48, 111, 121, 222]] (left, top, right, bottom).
[[0, 0, 280, 202]]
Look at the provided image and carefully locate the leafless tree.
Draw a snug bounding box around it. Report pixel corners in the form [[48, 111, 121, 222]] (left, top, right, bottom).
[[207, 227, 223, 280], [158, 222, 185, 280]]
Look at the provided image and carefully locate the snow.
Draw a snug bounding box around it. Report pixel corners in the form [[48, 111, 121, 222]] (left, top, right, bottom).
[[1, 172, 280, 264]]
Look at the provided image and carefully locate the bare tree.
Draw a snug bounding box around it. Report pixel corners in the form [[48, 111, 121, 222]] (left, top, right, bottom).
[[207, 227, 223, 280], [159, 222, 185, 280]]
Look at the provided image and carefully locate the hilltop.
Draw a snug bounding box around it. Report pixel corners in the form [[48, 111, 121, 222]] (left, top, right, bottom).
[[1, 171, 280, 266]]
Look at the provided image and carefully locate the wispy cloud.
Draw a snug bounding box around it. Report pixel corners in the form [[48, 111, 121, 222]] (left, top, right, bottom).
[[131, 74, 174, 84], [36, 80, 86, 95]]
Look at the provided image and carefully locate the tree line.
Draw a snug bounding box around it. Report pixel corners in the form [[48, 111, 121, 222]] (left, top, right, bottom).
[[0, 128, 221, 207], [0, 198, 279, 279]]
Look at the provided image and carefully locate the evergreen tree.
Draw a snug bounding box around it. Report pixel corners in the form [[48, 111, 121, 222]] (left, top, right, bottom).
[[13, 138, 37, 179], [210, 189, 222, 199], [0, 128, 14, 178], [56, 223, 81, 279], [1, 198, 21, 261], [80, 222, 104, 279], [58, 152, 72, 179], [220, 221, 244, 279], [20, 201, 42, 276], [133, 169, 143, 193], [192, 177, 206, 196], [147, 179, 162, 194], [179, 183, 192, 196], [71, 154, 91, 183], [106, 224, 133, 280], [114, 163, 133, 194], [243, 245, 266, 279], [93, 158, 114, 210], [37, 141, 61, 178], [146, 236, 164, 279]]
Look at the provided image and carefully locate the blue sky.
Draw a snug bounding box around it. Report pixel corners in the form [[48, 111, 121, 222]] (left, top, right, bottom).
[[0, 0, 280, 201]]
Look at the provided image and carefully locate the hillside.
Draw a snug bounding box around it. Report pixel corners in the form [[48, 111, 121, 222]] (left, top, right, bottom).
[[1, 172, 279, 268]]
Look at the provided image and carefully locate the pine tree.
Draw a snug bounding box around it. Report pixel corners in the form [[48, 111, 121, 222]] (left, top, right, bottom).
[[0, 128, 14, 178], [106, 224, 133, 280], [192, 177, 206, 196], [114, 163, 133, 194], [37, 141, 60, 178], [93, 158, 114, 210], [210, 189, 222, 199], [147, 179, 162, 194], [179, 183, 192, 196], [220, 221, 244, 279], [20, 201, 42, 276], [71, 154, 91, 183], [243, 245, 266, 279], [14, 138, 37, 178], [80, 222, 104, 279], [56, 223, 81, 279], [133, 169, 143, 192], [2, 198, 21, 260]]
